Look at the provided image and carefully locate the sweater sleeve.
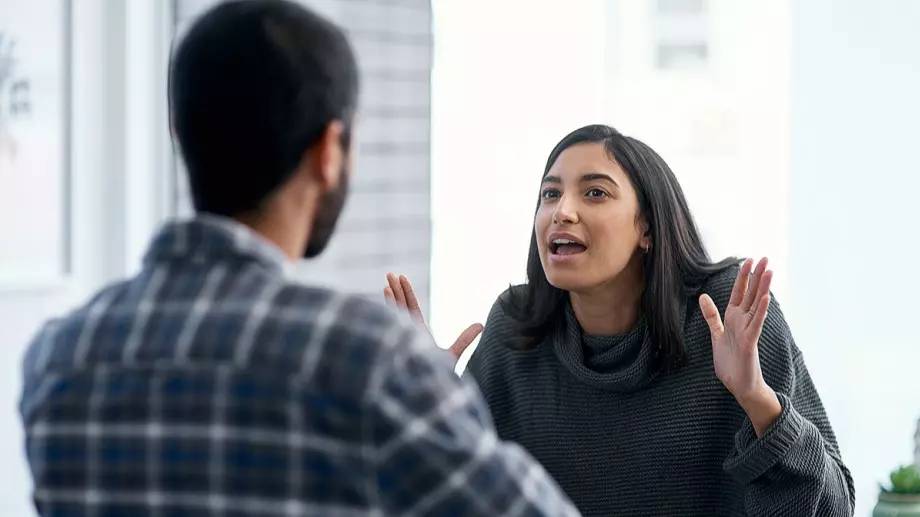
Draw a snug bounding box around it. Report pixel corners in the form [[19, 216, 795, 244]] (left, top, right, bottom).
[[722, 297, 855, 517]]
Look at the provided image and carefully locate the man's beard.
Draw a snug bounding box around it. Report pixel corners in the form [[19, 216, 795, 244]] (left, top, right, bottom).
[[303, 164, 349, 259]]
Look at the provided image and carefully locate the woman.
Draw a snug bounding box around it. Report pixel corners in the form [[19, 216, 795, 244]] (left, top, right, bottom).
[[385, 124, 854, 516]]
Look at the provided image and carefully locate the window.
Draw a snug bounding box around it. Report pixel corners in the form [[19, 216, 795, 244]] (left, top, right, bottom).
[[656, 42, 708, 70], [656, 0, 705, 17], [653, 0, 709, 71]]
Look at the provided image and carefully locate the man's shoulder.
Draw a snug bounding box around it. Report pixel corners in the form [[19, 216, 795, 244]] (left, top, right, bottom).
[[258, 282, 433, 384], [272, 282, 420, 341], [20, 278, 134, 376], [214, 277, 428, 371], [23, 270, 426, 376]]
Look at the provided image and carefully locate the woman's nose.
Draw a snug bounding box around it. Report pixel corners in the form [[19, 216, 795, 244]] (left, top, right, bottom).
[[553, 195, 579, 224]]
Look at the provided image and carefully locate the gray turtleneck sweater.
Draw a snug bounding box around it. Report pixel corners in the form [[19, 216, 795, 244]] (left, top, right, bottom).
[[465, 267, 855, 517]]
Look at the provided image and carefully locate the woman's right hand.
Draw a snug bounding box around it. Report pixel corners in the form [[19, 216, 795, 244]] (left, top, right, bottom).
[[384, 273, 484, 362]]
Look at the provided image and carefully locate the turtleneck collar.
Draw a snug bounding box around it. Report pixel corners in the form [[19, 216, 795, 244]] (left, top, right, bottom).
[[552, 301, 662, 392]]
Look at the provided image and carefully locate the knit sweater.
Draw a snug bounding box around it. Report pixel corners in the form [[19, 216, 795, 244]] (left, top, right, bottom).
[[466, 267, 855, 517]]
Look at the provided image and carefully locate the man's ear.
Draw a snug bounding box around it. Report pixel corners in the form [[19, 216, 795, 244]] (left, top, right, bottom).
[[309, 120, 346, 191]]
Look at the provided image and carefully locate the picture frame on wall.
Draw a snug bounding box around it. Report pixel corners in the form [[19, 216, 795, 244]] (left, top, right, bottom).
[[0, 0, 72, 290]]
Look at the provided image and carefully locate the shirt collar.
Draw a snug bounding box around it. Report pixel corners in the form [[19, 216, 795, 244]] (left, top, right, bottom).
[[144, 214, 295, 277]]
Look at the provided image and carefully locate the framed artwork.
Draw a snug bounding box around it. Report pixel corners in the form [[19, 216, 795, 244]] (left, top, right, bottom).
[[0, 0, 71, 289]]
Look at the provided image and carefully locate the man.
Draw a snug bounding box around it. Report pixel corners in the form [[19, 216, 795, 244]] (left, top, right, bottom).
[[18, 1, 580, 516]]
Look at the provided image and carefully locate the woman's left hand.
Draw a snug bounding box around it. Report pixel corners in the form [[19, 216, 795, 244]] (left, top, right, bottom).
[[700, 257, 782, 437]]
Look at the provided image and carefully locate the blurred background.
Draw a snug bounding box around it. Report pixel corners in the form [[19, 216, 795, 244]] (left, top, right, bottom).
[[1, 0, 918, 515]]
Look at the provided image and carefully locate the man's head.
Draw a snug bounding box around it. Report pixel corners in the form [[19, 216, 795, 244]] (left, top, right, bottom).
[[169, 0, 359, 259]]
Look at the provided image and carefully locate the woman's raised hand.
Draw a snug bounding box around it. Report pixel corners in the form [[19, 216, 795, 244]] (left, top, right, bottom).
[[384, 273, 483, 362]]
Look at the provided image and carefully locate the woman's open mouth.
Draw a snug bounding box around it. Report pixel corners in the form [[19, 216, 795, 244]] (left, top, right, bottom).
[[548, 233, 588, 262], [550, 239, 588, 256]]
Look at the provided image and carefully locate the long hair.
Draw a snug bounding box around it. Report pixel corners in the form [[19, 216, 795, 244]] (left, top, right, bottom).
[[502, 124, 738, 372]]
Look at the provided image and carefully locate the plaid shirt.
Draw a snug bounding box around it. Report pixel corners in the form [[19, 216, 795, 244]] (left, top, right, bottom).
[[20, 216, 579, 517]]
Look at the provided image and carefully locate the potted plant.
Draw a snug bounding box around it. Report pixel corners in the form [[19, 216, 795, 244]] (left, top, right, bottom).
[[874, 464, 920, 516]]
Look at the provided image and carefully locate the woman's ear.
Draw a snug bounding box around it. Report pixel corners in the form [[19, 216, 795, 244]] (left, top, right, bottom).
[[637, 215, 652, 250]]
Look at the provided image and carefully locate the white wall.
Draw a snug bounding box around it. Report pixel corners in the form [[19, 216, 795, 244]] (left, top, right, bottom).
[[430, 0, 610, 356], [603, 0, 793, 300], [788, 1, 920, 514], [0, 1, 171, 514]]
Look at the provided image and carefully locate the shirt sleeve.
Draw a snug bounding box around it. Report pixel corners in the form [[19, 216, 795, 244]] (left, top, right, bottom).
[[723, 298, 855, 517], [365, 323, 581, 517]]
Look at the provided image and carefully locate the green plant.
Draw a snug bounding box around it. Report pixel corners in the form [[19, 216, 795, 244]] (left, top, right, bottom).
[[881, 465, 920, 495]]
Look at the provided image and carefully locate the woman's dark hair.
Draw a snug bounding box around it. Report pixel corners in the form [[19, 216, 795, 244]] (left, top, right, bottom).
[[503, 124, 738, 372]]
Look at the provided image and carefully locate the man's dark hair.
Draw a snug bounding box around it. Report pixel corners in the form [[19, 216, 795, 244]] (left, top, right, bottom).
[[169, 0, 359, 217]]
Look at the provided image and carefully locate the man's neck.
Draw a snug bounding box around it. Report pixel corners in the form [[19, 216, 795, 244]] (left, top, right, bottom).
[[235, 206, 312, 262]]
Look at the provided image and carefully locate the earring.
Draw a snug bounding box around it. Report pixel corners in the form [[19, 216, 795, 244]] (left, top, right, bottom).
[[644, 244, 651, 255]]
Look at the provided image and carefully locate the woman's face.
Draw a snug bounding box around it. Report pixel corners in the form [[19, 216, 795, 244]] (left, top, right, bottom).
[[535, 142, 648, 293]]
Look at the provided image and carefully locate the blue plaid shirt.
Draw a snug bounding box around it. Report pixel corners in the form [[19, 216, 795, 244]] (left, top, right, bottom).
[[20, 216, 579, 517]]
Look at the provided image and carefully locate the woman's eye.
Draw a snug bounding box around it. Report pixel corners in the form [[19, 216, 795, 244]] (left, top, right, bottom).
[[541, 188, 560, 200], [586, 188, 608, 199]]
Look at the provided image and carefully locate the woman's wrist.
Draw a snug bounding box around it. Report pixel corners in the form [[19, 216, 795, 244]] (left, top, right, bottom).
[[735, 384, 783, 438]]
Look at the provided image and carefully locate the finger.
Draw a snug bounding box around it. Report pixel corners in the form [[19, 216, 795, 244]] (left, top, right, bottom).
[[729, 258, 754, 307], [383, 287, 396, 307], [741, 257, 768, 313], [386, 273, 407, 308], [747, 270, 772, 332], [448, 323, 484, 360], [698, 294, 724, 337], [399, 275, 422, 315], [757, 268, 772, 300]]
